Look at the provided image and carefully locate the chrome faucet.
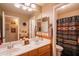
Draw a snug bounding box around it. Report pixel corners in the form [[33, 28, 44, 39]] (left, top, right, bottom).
[[7, 42, 13, 49]]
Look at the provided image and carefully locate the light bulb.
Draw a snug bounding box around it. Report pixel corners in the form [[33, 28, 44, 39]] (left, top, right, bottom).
[[28, 7, 32, 11], [25, 3, 30, 6], [14, 4, 21, 8], [31, 4, 36, 8], [22, 6, 28, 10]]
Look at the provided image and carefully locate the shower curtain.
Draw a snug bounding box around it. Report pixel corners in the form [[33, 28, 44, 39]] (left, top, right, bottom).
[[57, 15, 79, 56]]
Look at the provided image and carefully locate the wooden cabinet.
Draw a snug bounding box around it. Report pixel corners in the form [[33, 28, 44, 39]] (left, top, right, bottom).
[[18, 44, 51, 56], [29, 49, 38, 56], [40, 52, 51, 56], [18, 52, 29, 56], [38, 44, 51, 56]]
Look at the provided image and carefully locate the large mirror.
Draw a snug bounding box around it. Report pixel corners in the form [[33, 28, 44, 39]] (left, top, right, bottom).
[[0, 3, 51, 43]]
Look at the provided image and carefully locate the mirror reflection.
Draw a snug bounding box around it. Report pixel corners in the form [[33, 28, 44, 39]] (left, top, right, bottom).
[[5, 15, 19, 42], [35, 17, 50, 39], [36, 17, 49, 33]]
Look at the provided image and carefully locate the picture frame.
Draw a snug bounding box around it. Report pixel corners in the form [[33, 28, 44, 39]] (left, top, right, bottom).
[[11, 28, 16, 33]]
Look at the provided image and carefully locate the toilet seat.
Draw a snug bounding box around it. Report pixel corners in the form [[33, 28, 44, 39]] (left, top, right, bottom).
[[56, 45, 63, 51]]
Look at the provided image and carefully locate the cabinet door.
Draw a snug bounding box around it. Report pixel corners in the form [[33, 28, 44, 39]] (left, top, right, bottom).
[[29, 49, 38, 56], [38, 44, 51, 56], [18, 44, 51, 56], [18, 52, 29, 56], [40, 51, 51, 56]]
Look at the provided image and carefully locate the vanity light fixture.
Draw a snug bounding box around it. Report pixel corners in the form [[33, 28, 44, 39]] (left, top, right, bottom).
[[14, 3, 37, 11]]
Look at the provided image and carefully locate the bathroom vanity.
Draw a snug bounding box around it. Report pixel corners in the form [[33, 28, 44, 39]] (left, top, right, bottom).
[[19, 44, 51, 56], [0, 38, 51, 56]]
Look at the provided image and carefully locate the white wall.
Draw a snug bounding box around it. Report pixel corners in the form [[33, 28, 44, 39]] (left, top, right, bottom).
[[37, 4, 54, 24]]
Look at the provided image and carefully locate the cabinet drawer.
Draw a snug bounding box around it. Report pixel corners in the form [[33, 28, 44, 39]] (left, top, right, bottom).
[[29, 49, 38, 56]]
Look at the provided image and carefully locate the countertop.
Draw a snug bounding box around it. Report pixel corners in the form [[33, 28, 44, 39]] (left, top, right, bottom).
[[0, 38, 51, 56]]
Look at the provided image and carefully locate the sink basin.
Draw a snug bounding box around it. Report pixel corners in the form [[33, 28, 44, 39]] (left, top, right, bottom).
[[8, 48, 19, 52], [13, 44, 24, 48], [0, 48, 20, 56], [0, 45, 8, 53], [0, 48, 8, 53], [0, 51, 12, 56]]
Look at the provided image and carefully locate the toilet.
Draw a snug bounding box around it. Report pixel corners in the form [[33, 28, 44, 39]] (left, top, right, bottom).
[[56, 45, 63, 56]]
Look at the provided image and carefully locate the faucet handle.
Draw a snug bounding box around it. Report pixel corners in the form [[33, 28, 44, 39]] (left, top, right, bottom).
[[7, 42, 13, 49]]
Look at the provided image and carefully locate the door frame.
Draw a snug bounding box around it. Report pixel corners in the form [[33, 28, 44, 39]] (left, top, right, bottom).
[[52, 3, 67, 55]]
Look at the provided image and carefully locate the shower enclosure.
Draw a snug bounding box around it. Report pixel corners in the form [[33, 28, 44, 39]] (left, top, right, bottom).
[[57, 16, 79, 56]]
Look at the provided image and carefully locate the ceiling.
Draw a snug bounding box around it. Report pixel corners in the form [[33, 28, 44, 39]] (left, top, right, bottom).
[[1, 3, 78, 18], [0, 3, 58, 18], [57, 3, 79, 14], [0, 3, 47, 17]]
